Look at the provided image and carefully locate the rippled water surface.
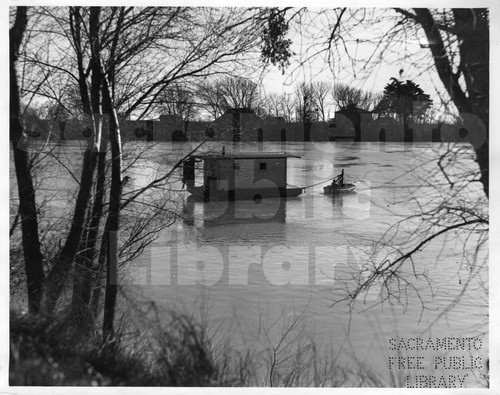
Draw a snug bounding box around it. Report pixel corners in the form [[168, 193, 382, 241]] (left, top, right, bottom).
[[123, 141, 488, 386], [13, 140, 488, 386]]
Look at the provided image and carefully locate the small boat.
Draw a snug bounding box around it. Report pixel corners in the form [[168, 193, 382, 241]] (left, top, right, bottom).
[[323, 169, 356, 194], [323, 183, 356, 194]]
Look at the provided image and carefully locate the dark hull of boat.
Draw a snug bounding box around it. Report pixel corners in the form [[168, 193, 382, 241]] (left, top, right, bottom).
[[323, 183, 356, 194], [188, 185, 303, 201]]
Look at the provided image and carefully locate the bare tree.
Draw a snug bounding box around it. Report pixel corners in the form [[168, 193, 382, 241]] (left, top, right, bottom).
[[197, 76, 267, 118], [310, 81, 332, 121], [219, 76, 261, 109], [295, 82, 320, 123], [11, 6, 266, 337], [399, 9, 488, 197], [157, 83, 199, 121], [337, 143, 488, 314], [291, 81, 333, 122], [264, 92, 297, 121], [294, 8, 488, 197], [261, 7, 489, 322], [10, 6, 44, 314], [281, 93, 298, 122], [332, 83, 379, 112], [265, 92, 282, 118], [197, 81, 227, 120]]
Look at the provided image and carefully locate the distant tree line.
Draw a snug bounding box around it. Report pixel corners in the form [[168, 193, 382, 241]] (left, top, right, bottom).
[[34, 75, 428, 127]]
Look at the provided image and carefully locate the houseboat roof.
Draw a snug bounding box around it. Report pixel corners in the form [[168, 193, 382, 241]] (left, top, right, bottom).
[[191, 152, 301, 160]]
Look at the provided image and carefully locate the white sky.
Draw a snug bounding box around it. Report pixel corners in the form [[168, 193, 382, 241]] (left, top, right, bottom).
[[4, 3, 496, 120], [255, 7, 456, 118]]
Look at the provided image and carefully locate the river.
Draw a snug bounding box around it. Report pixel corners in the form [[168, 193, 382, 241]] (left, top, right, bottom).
[[11, 140, 488, 387], [121, 140, 488, 387]]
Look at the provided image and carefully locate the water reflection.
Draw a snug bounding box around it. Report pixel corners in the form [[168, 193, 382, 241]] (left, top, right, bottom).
[[129, 141, 487, 387], [324, 182, 371, 221], [183, 198, 288, 227]]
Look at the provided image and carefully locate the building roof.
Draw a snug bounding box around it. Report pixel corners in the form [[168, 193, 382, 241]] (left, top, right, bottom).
[[335, 107, 372, 114], [191, 152, 301, 160]]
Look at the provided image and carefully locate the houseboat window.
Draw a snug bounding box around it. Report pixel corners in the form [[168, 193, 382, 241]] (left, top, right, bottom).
[[259, 162, 267, 170], [233, 163, 240, 170]]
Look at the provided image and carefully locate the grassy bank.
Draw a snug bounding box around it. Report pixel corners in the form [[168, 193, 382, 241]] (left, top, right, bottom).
[[9, 305, 386, 387], [10, 309, 224, 386]]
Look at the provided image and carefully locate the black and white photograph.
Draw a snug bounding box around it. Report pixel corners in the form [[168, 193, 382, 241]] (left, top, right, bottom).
[[4, 1, 496, 391]]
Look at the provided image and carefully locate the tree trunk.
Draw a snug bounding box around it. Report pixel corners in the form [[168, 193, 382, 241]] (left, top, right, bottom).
[[102, 76, 123, 340], [453, 9, 489, 198], [44, 149, 98, 312], [44, 7, 104, 313], [71, 147, 107, 326], [413, 8, 489, 198], [10, 6, 45, 314]]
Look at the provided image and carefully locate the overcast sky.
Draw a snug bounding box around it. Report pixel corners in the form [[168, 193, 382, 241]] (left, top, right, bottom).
[[256, 7, 457, 119], [3, 2, 498, 122]]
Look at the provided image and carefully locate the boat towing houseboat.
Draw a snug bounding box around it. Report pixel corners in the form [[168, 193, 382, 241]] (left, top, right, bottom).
[[183, 151, 303, 201], [323, 169, 356, 194]]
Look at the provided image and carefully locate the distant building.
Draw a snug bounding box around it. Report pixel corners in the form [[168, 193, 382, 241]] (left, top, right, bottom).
[[333, 107, 374, 141], [20, 107, 475, 145]]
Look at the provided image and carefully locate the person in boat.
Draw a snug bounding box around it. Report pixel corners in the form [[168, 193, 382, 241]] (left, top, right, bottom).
[[332, 169, 345, 188]]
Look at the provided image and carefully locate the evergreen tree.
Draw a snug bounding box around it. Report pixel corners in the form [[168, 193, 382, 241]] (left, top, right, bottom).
[[374, 77, 432, 133]]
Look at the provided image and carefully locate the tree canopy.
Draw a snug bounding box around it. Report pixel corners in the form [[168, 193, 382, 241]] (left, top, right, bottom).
[[374, 78, 433, 126]]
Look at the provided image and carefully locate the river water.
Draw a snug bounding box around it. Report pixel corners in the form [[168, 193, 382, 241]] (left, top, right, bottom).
[[121, 141, 488, 387], [11, 140, 489, 387]]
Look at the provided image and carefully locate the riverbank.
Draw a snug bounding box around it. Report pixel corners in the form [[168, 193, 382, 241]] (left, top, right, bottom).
[[9, 305, 385, 387]]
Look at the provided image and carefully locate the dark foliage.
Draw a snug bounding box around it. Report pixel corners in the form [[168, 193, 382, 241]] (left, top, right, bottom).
[[261, 8, 294, 74]]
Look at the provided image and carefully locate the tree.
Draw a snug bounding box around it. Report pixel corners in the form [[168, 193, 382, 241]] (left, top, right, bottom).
[[10, 6, 44, 315], [157, 83, 199, 121], [263, 7, 488, 198], [261, 7, 489, 326], [11, 6, 490, 384], [332, 83, 380, 112], [219, 76, 261, 110], [260, 7, 294, 74], [292, 81, 333, 122], [11, 5, 265, 337], [197, 81, 227, 119], [398, 9, 489, 198], [310, 81, 332, 121], [295, 82, 320, 123], [264, 92, 297, 122], [374, 77, 432, 133], [197, 76, 267, 118]]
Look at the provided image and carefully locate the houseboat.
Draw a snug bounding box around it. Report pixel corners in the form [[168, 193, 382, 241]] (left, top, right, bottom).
[[182, 151, 303, 201]]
